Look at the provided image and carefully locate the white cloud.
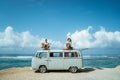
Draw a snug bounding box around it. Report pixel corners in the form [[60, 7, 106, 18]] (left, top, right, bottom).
[[0, 26, 63, 52], [21, 31, 40, 47], [0, 26, 19, 46], [68, 26, 120, 49], [49, 40, 64, 49], [0, 26, 120, 53], [0, 26, 40, 48]]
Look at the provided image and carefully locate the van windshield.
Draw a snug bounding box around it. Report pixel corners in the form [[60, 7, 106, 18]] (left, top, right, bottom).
[[36, 52, 48, 58]]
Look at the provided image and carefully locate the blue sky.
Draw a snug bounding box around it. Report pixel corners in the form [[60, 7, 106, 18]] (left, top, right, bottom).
[[0, 0, 120, 54]]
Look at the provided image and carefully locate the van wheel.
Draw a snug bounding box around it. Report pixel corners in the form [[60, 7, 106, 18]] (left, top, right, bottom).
[[69, 67, 78, 73], [39, 66, 47, 73]]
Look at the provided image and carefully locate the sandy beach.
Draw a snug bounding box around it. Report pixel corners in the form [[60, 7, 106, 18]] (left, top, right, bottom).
[[0, 66, 120, 80]]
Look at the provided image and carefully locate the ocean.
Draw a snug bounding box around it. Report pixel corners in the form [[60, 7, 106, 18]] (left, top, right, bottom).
[[0, 53, 120, 70]]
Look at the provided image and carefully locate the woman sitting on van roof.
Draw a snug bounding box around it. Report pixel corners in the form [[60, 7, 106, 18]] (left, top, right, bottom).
[[41, 39, 50, 50], [65, 38, 73, 50]]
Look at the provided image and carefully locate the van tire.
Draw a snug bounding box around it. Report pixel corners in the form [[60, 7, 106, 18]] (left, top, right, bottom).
[[39, 66, 47, 73], [69, 67, 78, 73]]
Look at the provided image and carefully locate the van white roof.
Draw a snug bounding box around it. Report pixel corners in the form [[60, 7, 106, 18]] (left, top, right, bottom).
[[37, 50, 80, 52]]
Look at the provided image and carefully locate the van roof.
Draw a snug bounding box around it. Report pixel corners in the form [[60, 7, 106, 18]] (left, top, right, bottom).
[[37, 50, 80, 52]]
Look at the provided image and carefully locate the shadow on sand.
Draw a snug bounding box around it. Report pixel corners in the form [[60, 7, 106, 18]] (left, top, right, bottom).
[[79, 67, 103, 73]]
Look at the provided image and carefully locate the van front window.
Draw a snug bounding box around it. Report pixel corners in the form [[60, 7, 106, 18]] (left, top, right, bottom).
[[38, 52, 48, 58]]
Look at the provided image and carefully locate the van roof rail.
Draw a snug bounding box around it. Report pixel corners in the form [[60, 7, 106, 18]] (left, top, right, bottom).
[[78, 48, 89, 51]]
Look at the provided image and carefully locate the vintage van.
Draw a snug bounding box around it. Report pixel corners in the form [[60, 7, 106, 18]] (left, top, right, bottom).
[[32, 50, 83, 73]]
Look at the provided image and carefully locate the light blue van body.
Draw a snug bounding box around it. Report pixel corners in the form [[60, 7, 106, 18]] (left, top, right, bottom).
[[32, 50, 83, 71]]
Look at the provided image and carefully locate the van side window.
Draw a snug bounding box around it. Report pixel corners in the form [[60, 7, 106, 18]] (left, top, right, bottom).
[[64, 52, 78, 57], [64, 52, 69, 57], [73, 52, 78, 57], [50, 52, 63, 57], [38, 52, 47, 58]]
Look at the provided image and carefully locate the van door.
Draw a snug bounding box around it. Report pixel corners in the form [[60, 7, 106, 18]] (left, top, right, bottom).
[[37, 52, 49, 68], [64, 51, 82, 69], [48, 52, 64, 70]]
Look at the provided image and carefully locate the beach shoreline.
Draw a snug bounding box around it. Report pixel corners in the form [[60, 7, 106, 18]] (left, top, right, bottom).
[[0, 66, 120, 80]]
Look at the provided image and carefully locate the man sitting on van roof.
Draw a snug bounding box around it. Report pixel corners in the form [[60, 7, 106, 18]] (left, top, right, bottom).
[[41, 39, 50, 50]]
